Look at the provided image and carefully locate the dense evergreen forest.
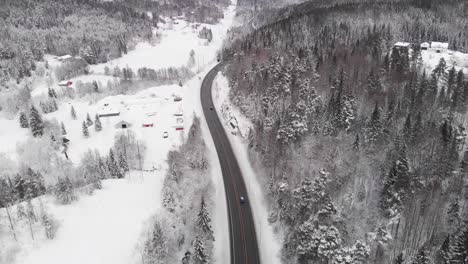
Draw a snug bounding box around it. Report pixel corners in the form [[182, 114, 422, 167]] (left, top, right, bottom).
[[225, 0, 468, 263]]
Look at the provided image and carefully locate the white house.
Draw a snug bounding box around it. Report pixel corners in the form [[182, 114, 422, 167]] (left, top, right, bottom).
[[57, 55, 73, 62], [431, 42, 449, 53], [394, 42, 411, 49], [421, 42, 430, 50], [115, 120, 131, 129]]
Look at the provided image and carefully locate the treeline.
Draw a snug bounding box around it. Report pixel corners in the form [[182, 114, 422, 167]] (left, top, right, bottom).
[[0, 0, 153, 87], [142, 117, 215, 264], [117, 0, 230, 24], [225, 0, 468, 263]]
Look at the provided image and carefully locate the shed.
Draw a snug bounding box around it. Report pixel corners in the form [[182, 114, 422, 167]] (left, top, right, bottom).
[[115, 121, 131, 129], [57, 55, 73, 62], [431, 42, 449, 53], [421, 42, 430, 50], [394, 42, 411, 49]]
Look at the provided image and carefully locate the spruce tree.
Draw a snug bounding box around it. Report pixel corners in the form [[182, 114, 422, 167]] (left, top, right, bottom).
[[196, 196, 214, 240], [82, 121, 89, 137], [192, 236, 209, 264], [29, 105, 44, 137], [393, 253, 404, 264], [450, 227, 468, 263], [71, 106, 77, 120], [412, 248, 429, 264], [447, 198, 461, 228], [353, 134, 360, 150], [19, 111, 29, 128], [108, 149, 120, 178], [61, 122, 67, 135], [86, 113, 93, 126], [118, 152, 129, 175], [437, 235, 450, 264], [95, 114, 102, 131]]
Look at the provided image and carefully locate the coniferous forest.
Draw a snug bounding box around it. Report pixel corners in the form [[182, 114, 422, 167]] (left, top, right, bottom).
[[225, 0, 468, 263]]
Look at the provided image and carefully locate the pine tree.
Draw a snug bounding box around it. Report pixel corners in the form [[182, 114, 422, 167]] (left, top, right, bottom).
[[108, 149, 121, 178], [48, 87, 57, 98], [437, 235, 450, 264], [82, 121, 89, 137], [118, 152, 129, 175], [19, 111, 29, 128], [86, 113, 93, 126], [29, 105, 44, 137], [450, 227, 468, 263], [412, 248, 429, 264], [61, 122, 67, 135], [71, 106, 77, 120], [447, 198, 461, 228], [95, 114, 102, 131], [353, 134, 360, 150], [92, 81, 99, 93], [367, 102, 382, 143], [196, 196, 215, 240], [192, 236, 209, 264], [393, 253, 404, 264]]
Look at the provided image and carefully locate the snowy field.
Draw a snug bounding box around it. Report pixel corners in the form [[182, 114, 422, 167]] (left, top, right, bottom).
[[12, 171, 164, 264], [0, 2, 236, 263], [421, 48, 468, 73]]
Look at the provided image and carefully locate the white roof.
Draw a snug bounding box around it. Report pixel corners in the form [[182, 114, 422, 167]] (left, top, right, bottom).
[[421, 42, 430, 47], [431, 42, 449, 49], [394, 42, 411, 47], [58, 55, 72, 60]]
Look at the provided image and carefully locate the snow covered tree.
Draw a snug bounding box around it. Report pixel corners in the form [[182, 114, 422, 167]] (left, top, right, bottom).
[[412, 248, 429, 264], [71, 105, 77, 119], [95, 114, 102, 131], [196, 196, 214, 240], [48, 87, 57, 98], [436, 235, 450, 264], [394, 253, 404, 264], [118, 152, 129, 175], [19, 111, 29, 128], [450, 227, 468, 263], [447, 197, 461, 228], [86, 113, 93, 126], [82, 121, 89, 137], [366, 102, 382, 144], [61, 122, 67, 135], [351, 240, 370, 264], [108, 149, 122, 178], [192, 236, 209, 264], [92, 80, 99, 93], [54, 177, 75, 204], [29, 105, 44, 137]]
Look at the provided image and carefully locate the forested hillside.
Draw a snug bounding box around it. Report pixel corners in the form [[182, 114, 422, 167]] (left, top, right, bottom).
[[0, 0, 156, 87], [225, 0, 468, 263]]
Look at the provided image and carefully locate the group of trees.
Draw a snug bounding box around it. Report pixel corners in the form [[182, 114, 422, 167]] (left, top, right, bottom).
[[19, 105, 45, 137], [142, 118, 214, 264], [0, 0, 153, 86], [225, 0, 468, 263]]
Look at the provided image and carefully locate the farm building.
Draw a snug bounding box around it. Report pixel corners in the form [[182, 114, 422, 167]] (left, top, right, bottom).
[[421, 42, 430, 50], [115, 121, 131, 129], [394, 42, 411, 51], [57, 55, 73, 62], [431, 42, 449, 53], [59, 80, 73, 87]]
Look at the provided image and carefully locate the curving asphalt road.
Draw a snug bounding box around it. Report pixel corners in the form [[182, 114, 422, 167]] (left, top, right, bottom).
[[201, 63, 261, 264]]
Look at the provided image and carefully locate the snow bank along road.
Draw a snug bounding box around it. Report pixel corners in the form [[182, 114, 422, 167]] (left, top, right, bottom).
[[201, 63, 260, 264]]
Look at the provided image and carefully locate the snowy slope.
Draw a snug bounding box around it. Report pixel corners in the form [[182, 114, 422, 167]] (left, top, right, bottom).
[[12, 172, 164, 264]]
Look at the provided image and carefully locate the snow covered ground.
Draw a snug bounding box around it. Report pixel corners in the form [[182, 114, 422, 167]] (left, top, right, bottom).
[[1, 1, 236, 263], [11, 171, 164, 264], [211, 73, 283, 264], [90, 7, 236, 75], [421, 48, 468, 73]]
